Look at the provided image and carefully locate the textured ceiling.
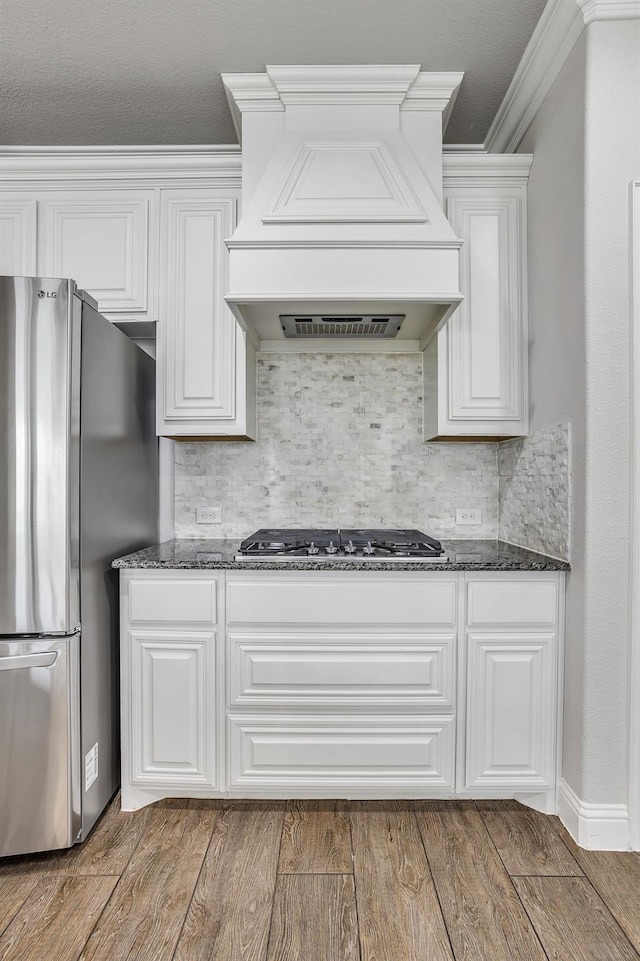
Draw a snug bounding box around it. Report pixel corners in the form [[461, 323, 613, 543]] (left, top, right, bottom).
[[0, 0, 548, 146]]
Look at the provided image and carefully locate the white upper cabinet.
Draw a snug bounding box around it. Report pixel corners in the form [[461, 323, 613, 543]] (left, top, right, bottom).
[[0, 148, 256, 441], [38, 189, 157, 322], [0, 197, 37, 275], [157, 187, 256, 439], [423, 155, 532, 441]]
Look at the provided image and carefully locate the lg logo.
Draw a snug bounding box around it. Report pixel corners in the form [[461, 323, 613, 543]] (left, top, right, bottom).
[[37, 290, 57, 299]]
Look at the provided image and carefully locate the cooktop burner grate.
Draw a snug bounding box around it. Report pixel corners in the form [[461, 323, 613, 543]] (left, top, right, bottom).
[[236, 528, 447, 562]]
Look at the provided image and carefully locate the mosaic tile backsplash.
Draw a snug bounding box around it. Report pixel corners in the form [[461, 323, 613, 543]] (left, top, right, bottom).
[[498, 424, 570, 560], [174, 353, 500, 539]]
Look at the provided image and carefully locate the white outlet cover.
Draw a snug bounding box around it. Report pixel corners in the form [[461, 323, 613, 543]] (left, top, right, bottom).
[[456, 508, 482, 525], [85, 742, 98, 791], [196, 507, 222, 524]]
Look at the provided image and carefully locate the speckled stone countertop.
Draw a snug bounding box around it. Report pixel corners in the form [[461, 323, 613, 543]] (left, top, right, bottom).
[[112, 539, 570, 572]]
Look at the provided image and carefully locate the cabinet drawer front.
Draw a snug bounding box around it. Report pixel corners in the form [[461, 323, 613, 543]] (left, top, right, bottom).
[[227, 576, 457, 627], [228, 632, 455, 709], [228, 715, 454, 789], [466, 578, 558, 627], [129, 578, 217, 623]]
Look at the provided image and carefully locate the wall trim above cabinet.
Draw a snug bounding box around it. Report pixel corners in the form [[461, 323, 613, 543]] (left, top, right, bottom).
[[0, 145, 242, 186], [442, 153, 534, 185]]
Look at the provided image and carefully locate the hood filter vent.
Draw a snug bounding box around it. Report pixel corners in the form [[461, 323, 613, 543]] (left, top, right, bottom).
[[281, 314, 405, 339]]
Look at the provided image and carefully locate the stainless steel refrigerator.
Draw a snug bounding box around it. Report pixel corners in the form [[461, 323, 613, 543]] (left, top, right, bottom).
[[0, 276, 158, 857]]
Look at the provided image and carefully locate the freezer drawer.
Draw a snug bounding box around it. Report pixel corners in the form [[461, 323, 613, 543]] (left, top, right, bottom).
[[0, 634, 80, 857]]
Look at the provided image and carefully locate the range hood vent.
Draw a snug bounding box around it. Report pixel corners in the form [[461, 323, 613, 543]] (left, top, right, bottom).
[[222, 65, 465, 350], [281, 314, 405, 338]]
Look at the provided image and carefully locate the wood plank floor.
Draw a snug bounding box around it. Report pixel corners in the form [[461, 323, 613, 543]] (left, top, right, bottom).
[[2, 796, 640, 961]]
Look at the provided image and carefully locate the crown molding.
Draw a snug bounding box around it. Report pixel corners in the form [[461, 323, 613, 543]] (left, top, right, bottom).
[[485, 0, 640, 153], [402, 72, 465, 132], [221, 73, 282, 142], [443, 152, 534, 185], [0, 145, 242, 184], [265, 64, 422, 106], [442, 143, 486, 152], [223, 65, 464, 142], [485, 0, 584, 153], [577, 0, 640, 22]]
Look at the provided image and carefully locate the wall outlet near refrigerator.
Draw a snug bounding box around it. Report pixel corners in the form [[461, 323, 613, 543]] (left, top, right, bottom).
[[85, 743, 99, 791], [456, 508, 482, 526], [196, 507, 222, 524]]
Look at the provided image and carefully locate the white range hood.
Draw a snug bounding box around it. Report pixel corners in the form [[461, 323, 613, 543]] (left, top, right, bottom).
[[222, 65, 464, 349]]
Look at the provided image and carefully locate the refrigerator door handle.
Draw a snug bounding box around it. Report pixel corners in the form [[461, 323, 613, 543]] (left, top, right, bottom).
[[0, 652, 58, 671]]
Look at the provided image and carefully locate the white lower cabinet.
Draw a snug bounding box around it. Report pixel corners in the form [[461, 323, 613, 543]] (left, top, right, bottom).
[[224, 571, 457, 798], [461, 573, 562, 811], [129, 629, 216, 786], [120, 570, 224, 810], [119, 569, 564, 811], [465, 632, 555, 790]]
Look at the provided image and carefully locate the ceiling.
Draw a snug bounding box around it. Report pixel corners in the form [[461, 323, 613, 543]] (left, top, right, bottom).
[[1, 0, 548, 147]]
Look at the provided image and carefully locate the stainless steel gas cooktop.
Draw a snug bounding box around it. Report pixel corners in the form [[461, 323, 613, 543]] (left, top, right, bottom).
[[236, 528, 448, 562]]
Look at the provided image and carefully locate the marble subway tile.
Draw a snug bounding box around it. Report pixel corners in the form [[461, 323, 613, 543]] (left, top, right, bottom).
[[498, 424, 570, 560], [174, 353, 499, 538]]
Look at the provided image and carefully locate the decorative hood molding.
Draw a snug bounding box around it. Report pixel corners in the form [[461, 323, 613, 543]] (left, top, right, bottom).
[[222, 65, 464, 349]]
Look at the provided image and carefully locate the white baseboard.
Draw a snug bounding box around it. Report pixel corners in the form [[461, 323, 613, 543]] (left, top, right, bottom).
[[558, 778, 630, 850]]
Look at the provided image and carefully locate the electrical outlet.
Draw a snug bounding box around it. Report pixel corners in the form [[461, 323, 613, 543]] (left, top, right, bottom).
[[196, 507, 222, 524], [85, 743, 98, 791], [456, 508, 482, 526]]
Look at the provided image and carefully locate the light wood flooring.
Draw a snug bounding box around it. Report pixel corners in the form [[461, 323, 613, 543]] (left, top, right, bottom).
[[2, 796, 640, 961]]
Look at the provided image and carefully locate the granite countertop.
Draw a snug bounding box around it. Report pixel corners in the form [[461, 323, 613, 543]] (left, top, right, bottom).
[[112, 538, 570, 572]]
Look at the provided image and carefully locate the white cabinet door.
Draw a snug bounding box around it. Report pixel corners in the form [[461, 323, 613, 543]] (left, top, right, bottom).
[[157, 189, 256, 439], [127, 629, 218, 790], [0, 198, 37, 275], [424, 164, 529, 441], [465, 632, 555, 790], [38, 189, 157, 322]]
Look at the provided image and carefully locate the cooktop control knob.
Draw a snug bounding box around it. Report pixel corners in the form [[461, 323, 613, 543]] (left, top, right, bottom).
[[344, 540, 357, 554], [363, 541, 375, 555], [326, 540, 338, 554], [307, 542, 320, 555]]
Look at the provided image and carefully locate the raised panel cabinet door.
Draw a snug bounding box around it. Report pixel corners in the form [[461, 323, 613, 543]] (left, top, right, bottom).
[[38, 190, 156, 320], [0, 198, 37, 274], [465, 633, 556, 791], [424, 182, 528, 440], [128, 629, 218, 790], [158, 188, 255, 438]]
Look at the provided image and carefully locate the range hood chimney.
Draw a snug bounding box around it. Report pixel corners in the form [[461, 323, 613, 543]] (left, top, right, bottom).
[[222, 65, 464, 349]]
